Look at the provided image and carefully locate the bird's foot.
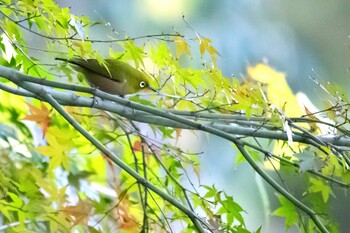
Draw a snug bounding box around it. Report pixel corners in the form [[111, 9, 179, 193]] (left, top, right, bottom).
[[90, 87, 99, 108]]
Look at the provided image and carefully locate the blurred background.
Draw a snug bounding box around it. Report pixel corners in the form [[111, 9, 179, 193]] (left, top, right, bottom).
[[56, 1, 350, 232]]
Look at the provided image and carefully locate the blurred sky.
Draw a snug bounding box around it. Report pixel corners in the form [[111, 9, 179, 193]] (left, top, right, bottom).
[[56, 1, 350, 232]]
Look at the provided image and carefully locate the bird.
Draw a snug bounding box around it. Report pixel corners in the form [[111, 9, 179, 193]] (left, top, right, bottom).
[[55, 57, 155, 96]]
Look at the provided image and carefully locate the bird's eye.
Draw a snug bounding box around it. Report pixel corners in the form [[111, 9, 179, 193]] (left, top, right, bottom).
[[139, 81, 147, 88]]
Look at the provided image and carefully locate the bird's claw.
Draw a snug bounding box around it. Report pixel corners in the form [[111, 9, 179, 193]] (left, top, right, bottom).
[[90, 87, 99, 108]]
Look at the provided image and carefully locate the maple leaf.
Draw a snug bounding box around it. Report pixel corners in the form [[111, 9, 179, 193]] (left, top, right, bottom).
[[123, 40, 145, 68], [62, 199, 93, 226], [36, 127, 73, 171], [175, 128, 182, 145], [23, 102, 51, 136], [114, 201, 139, 231], [133, 140, 142, 152], [309, 177, 335, 203], [303, 105, 321, 133], [132, 140, 152, 155], [247, 63, 303, 118], [197, 37, 220, 64], [193, 164, 201, 183], [273, 194, 299, 229], [173, 36, 191, 57], [295, 153, 322, 172]]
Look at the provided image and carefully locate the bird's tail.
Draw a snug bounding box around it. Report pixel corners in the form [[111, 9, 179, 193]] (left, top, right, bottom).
[[55, 57, 85, 68], [55, 57, 69, 62]]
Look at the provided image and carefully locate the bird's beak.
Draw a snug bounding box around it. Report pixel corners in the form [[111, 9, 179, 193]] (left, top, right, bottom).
[[147, 85, 157, 92]]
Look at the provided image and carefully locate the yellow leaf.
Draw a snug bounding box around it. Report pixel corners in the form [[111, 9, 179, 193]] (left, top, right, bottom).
[[30, 169, 58, 198], [49, 126, 76, 148], [72, 41, 93, 57], [198, 37, 211, 56], [36, 127, 73, 171], [173, 36, 191, 57], [197, 37, 220, 64], [248, 64, 308, 169], [247, 64, 303, 117], [89, 155, 107, 181]]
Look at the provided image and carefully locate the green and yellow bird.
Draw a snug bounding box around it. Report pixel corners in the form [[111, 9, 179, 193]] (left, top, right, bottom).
[[56, 57, 155, 96]]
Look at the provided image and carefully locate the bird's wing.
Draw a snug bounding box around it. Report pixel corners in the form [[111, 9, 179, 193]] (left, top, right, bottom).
[[69, 58, 123, 82]]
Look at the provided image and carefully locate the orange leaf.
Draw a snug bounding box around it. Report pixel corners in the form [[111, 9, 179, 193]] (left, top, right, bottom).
[[115, 201, 139, 231], [62, 199, 93, 226], [133, 140, 142, 152], [23, 102, 52, 136]]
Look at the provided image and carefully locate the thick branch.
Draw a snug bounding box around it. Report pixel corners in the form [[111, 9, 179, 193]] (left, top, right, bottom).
[[0, 70, 349, 148]]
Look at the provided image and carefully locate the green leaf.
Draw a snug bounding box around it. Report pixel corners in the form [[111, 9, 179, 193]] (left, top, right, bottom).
[[149, 41, 172, 67], [217, 194, 245, 226], [254, 226, 262, 233], [8, 192, 24, 208], [235, 145, 262, 166], [309, 177, 334, 203], [272, 194, 299, 229], [121, 40, 145, 68], [0, 36, 6, 53], [202, 185, 217, 198]]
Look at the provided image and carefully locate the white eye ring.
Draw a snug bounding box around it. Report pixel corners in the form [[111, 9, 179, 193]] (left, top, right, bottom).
[[139, 81, 147, 88]]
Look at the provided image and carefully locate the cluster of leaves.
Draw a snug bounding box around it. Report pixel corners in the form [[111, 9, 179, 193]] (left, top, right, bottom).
[[0, 1, 254, 232], [0, 0, 350, 233]]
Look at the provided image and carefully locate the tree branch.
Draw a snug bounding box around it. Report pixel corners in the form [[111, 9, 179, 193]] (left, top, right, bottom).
[[1, 68, 349, 148], [0, 66, 206, 232], [0, 65, 340, 232]]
